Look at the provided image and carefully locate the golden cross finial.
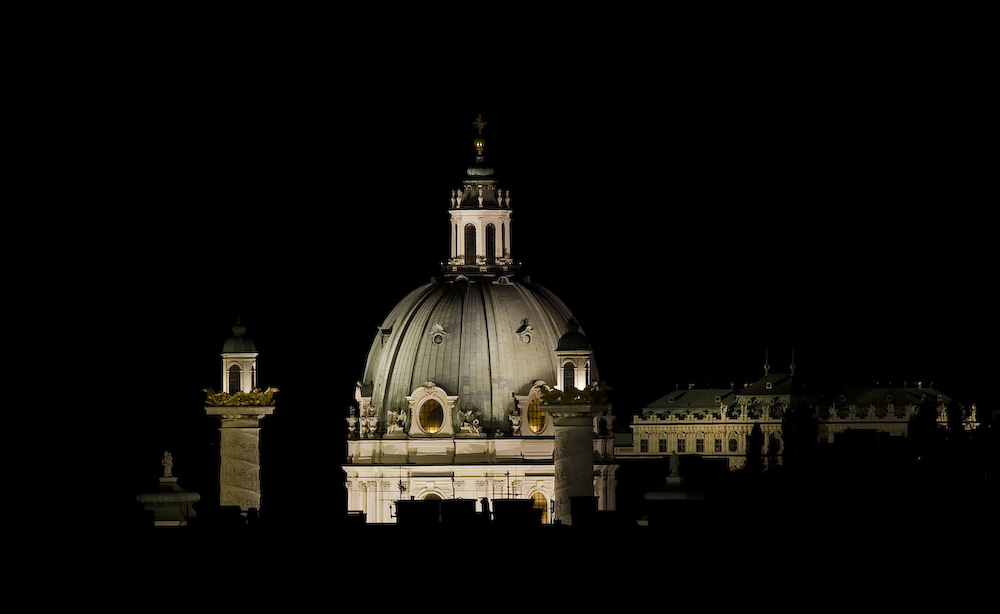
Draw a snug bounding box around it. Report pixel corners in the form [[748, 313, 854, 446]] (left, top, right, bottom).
[[472, 114, 487, 135]]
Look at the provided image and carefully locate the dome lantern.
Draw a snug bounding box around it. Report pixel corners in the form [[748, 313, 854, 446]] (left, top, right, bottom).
[[221, 319, 258, 394], [445, 115, 517, 279]]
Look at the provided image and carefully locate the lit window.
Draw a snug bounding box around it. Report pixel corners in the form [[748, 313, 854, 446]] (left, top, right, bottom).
[[419, 400, 443, 434], [531, 492, 548, 524], [528, 398, 545, 433]]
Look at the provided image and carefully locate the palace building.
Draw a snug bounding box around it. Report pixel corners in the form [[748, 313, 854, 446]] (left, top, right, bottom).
[[344, 116, 618, 524], [616, 352, 979, 468]]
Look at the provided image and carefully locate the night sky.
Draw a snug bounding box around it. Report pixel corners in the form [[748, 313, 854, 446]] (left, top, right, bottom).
[[83, 47, 989, 522]]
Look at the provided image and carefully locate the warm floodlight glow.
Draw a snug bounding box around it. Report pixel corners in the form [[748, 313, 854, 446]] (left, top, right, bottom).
[[528, 398, 545, 433], [419, 399, 443, 433]]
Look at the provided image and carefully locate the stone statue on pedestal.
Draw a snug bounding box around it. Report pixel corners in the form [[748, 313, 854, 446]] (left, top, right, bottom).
[[509, 409, 522, 435]]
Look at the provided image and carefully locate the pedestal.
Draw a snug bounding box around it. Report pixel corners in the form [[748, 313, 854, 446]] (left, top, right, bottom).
[[544, 404, 604, 525], [136, 476, 201, 527], [205, 407, 275, 511]]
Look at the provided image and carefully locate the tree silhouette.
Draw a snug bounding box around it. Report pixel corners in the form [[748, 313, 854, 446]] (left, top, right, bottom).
[[908, 395, 943, 473], [782, 401, 819, 470], [767, 433, 780, 470], [745, 422, 764, 474]]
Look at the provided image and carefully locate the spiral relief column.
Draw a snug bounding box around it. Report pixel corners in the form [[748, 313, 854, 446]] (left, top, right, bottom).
[[546, 404, 604, 526], [204, 322, 277, 513]]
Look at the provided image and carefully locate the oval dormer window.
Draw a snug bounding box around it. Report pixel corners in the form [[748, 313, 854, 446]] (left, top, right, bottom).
[[419, 400, 443, 434], [528, 398, 545, 433]]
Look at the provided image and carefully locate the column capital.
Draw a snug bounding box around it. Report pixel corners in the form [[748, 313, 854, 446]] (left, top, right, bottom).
[[543, 404, 605, 425]]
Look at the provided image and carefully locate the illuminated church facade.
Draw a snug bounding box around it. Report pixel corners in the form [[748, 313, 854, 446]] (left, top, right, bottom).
[[344, 117, 618, 524]]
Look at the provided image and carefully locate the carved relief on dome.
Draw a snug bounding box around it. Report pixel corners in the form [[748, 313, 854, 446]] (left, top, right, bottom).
[[515, 317, 534, 345], [428, 323, 451, 346]]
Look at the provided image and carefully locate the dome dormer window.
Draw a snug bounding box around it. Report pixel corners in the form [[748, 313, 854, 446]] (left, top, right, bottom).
[[419, 400, 444, 434], [528, 398, 545, 433], [405, 382, 459, 438]]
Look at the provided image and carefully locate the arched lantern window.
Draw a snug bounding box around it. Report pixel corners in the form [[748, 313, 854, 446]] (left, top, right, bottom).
[[464, 224, 477, 265], [229, 364, 241, 393], [563, 362, 576, 390]]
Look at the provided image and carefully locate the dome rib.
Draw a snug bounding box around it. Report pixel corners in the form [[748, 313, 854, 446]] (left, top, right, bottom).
[[368, 283, 439, 413]]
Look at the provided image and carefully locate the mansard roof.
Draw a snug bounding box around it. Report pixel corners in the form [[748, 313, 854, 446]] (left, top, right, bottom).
[[644, 387, 738, 414], [819, 384, 950, 409]]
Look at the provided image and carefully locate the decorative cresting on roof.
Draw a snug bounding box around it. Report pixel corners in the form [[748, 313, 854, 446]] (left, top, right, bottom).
[[542, 381, 612, 406], [203, 386, 278, 407]]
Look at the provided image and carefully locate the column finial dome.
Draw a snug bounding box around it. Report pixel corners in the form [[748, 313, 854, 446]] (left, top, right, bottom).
[[223, 318, 256, 353]]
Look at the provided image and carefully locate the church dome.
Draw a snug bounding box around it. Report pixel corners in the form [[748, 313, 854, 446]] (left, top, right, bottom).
[[222, 321, 256, 353], [360, 277, 596, 429], [357, 115, 597, 434]]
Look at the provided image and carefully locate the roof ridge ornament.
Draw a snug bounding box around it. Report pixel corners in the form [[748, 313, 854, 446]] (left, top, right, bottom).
[[473, 114, 487, 156]]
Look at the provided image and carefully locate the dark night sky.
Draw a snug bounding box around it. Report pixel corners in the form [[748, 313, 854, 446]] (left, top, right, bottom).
[[74, 34, 990, 519]]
